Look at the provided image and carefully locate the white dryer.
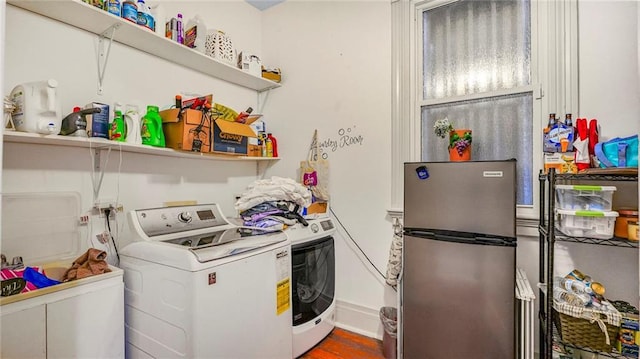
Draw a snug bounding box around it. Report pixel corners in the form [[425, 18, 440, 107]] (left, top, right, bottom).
[[286, 215, 337, 358], [120, 204, 292, 359]]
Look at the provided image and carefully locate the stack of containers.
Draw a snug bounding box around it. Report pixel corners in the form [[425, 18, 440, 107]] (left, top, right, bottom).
[[555, 185, 619, 239]]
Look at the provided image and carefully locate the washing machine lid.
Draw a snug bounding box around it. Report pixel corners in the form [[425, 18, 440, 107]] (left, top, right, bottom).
[[164, 227, 287, 263]]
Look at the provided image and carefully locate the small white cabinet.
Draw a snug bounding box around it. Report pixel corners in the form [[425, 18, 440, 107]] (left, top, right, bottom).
[[1, 267, 124, 358], [1, 304, 47, 358]]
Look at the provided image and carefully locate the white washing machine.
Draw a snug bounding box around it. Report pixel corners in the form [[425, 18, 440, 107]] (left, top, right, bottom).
[[286, 215, 337, 358], [119, 204, 293, 359]]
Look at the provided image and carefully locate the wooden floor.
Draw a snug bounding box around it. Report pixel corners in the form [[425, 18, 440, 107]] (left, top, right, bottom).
[[300, 328, 386, 359]]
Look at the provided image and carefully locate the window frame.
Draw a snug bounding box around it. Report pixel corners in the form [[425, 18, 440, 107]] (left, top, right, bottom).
[[389, 0, 579, 228]]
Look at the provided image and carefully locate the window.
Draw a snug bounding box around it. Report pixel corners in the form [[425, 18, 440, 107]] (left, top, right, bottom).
[[418, 0, 537, 207], [390, 0, 574, 224]]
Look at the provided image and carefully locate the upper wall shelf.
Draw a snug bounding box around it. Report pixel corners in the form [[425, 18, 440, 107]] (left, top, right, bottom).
[[7, 0, 281, 92], [4, 131, 279, 162]]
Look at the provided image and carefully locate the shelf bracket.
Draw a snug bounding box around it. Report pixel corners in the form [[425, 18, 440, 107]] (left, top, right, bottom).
[[256, 160, 276, 179], [97, 23, 120, 95], [256, 89, 271, 115]]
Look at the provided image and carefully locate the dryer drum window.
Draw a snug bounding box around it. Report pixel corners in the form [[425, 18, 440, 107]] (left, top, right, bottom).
[[291, 236, 335, 327]]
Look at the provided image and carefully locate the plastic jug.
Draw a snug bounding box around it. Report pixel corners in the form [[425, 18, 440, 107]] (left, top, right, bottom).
[[185, 15, 207, 53], [124, 104, 142, 145], [141, 105, 165, 147], [9, 79, 62, 135], [110, 103, 126, 142]]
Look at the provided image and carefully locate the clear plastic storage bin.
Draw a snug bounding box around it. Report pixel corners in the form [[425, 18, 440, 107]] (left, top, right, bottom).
[[555, 185, 617, 211], [556, 209, 619, 239]]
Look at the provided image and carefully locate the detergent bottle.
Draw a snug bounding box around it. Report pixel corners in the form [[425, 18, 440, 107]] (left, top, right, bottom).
[[185, 15, 207, 53], [110, 103, 126, 142], [9, 79, 62, 134], [141, 105, 165, 147], [124, 104, 142, 145]]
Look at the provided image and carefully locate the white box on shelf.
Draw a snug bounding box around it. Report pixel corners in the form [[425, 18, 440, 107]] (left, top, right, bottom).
[[556, 209, 619, 239], [237, 51, 262, 77], [555, 184, 617, 211]]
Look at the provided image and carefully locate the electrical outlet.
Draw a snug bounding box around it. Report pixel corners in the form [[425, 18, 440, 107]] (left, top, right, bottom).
[[94, 199, 116, 210]]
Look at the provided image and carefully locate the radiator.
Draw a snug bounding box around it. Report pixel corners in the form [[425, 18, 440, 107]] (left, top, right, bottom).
[[516, 268, 536, 359]]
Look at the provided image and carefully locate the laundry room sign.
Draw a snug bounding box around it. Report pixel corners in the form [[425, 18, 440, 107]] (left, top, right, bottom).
[[316, 126, 365, 159]]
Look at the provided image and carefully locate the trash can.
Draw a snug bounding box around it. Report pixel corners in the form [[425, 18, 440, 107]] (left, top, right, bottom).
[[379, 306, 398, 359]]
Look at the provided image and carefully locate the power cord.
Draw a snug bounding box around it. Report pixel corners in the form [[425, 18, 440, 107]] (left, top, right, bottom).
[[328, 207, 388, 283], [104, 208, 120, 265]]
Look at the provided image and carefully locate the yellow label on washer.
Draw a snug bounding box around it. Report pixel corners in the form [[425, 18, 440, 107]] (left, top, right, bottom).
[[276, 278, 290, 315]]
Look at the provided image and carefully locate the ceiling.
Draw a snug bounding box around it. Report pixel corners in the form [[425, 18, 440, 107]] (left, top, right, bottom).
[[245, 0, 285, 11]]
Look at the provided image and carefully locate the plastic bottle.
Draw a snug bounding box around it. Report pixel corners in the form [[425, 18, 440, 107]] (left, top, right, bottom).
[[260, 133, 267, 157], [555, 276, 592, 295], [235, 107, 253, 123], [110, 103, 126, 142], [136, 0, 154, 31], [149, 3, 165, 36], [124, 104, 142, 145], [185, 15, 207, 53], [106, 0, 121, 17], [121, 0, 137, 23], [265, 135, 273, 157], [553, 288, 590, 307], [267, 133, 278, 157], [141, 105, 165, 147], [176, 13, 184, 44]]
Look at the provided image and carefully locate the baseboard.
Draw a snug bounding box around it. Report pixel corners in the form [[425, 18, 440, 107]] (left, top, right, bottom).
[[334, 299, 384, 340]]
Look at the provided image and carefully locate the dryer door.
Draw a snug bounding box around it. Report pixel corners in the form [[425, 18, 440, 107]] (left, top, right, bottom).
[[291, 236, 335, 326]]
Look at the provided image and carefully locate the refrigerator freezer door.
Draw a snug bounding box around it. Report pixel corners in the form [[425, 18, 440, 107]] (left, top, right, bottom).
[[402, 234, 515, 358], [404, 160, 517, 238]]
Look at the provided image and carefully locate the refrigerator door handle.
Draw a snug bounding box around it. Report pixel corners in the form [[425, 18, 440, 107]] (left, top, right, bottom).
[[405, 230, 515, 247]]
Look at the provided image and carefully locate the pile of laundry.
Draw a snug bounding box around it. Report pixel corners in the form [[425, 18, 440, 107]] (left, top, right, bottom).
[[235, 176, 312, 230], [0, 248, 111, 297]]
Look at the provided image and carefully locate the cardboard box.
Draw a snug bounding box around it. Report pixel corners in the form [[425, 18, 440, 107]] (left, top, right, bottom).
[[160, 108, 210, 152], [544, 152, 578, 174], [85, 102, 110, 139], [212, 118, 258, 155], [543, 123, 575, 152], [262, 68, 281, 83], [617, 313, 639, 357], [247, 144, 261, 157]]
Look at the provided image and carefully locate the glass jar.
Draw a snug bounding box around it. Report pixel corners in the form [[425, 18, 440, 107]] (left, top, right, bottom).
[[614, 209, 639, 239]]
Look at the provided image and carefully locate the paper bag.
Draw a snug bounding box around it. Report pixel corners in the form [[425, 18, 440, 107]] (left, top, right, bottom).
[[300, 130, 330, 203]]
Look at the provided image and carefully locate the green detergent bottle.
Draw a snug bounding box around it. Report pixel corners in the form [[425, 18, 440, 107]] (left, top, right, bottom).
[[141, 105, 165, 147]]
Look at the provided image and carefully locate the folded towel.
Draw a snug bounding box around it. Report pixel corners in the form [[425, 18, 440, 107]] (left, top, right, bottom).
[[63, 248, 112, 282]]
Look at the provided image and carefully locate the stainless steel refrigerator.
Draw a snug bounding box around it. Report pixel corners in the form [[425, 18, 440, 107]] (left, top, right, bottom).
[[402, 160, 517, 359]]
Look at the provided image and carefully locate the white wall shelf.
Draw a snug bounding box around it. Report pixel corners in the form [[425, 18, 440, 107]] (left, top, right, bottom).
[[4, 131, 280, 162], [7, 0, 281, 92]]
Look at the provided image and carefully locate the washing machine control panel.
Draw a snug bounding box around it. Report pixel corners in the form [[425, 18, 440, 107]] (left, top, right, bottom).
[[133, 204, 230, 238], [287, 217, 336, 244]]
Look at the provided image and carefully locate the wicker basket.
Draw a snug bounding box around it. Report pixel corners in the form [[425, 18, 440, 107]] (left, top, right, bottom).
[[554, 309, 620, 352]]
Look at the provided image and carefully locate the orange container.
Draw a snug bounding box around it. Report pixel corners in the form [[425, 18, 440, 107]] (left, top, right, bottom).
[[614, 209, 639, 239]]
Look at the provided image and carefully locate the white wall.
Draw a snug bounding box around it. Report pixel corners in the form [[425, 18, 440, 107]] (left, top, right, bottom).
[[2, 0, 638, 344], [4, 0, 393, 339], [578, 0, 640, 141], [260, 0, 393, 338], [2, 3, 266, 256]]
